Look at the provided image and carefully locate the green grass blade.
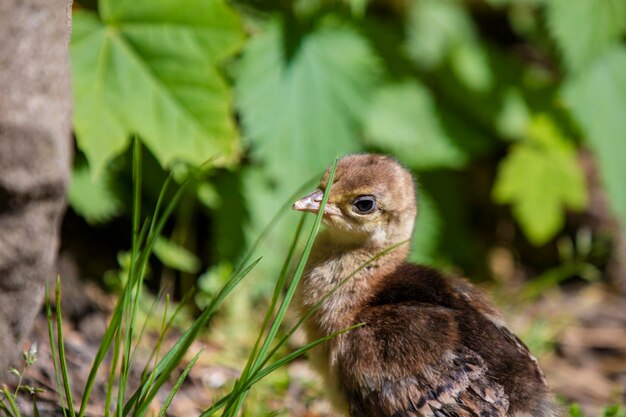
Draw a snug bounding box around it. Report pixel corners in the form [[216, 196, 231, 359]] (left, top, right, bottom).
[[147, 174, 173, 240], [131, 286, 167, 372], [156, 348, 203, 417], [32, 396, 40, 417], [249, 160, 336, 366], [1, 386, 20, 417], [116, 147, 208, 417], [201, 324, 361, 417], [136, 295, 170, 408], [116, 138, 143, 417], [149, 153, 221, 249], [116, 291, 141, 416], [121, 138, 145, 389], [222, 214, 306, 417], [236, 215, 306, 388], [126, 136, 143, 300], [124, 165, 200, 304], [77, 220, 150, 417], [80, 153, 213, 417], [54, 278, 76, 417], [138, 288, 195, 385], [222, 187, 310, 416], [163, 287, 195, 334], [0, 399, 12, 417], [110, 162, 206, 417], [123, 257, 261, 417], [131, 137, 142, 251], [78, 299, 123, 417], [45, 282, 68, 417], [104, 329, 121, 417], [252, 323, 363, 387], [224, 159, 338, 415]]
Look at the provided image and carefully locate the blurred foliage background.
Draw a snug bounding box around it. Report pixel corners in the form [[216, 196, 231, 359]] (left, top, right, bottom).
[[66, 0, 626, 300], [57, 0, 626, 413]]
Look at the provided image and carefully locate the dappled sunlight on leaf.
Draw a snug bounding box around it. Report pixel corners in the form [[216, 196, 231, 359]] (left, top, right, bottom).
[[236, 18, 381, 188], [493, 116, 588, 245], [364, 81, 469, 170], [546, 0, 626, 72], [71, 0, 244, 176]]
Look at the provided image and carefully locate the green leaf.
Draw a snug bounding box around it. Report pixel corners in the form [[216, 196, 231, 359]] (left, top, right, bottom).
[[495, 88, 531, 140], [493, 115, 588, 245], [71, 0, 245, 176], [406, 0, 469, 69], [406, 0, 492, 92], [484, 0, 544, 6], [569, 403, 584, 417], [236, 18, 380, 187], [235, 17, 379, 290], [364, 81, 470, 170], [450, 42, 492, 93], [546, 0, 626, 72], [153, 236, 201, 273], [563, 46, 626, 228], [68, 163, 122, 224], [346, 0, 369, 16], [602, 404, 626, 417]]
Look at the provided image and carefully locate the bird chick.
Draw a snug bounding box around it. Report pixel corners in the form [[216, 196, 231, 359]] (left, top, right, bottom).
[[293, 154, 559, 417]]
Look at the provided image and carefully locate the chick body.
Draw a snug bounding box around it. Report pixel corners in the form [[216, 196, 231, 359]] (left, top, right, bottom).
[[294, 154, 559, 417]]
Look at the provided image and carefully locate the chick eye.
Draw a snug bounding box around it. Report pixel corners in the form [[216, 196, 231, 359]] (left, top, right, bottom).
[[352, 195, 377, 214]]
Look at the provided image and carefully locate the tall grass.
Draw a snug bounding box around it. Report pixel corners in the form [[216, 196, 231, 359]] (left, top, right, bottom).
[[6, 145, 409, 416], [38, 143, 348, 416]]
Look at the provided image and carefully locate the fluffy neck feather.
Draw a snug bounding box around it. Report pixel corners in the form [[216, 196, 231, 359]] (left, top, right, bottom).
[[299, 228, 409, 336]]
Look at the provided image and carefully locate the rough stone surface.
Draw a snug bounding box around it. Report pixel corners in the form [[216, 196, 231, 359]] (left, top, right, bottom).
[[0, 0, 73, 371]]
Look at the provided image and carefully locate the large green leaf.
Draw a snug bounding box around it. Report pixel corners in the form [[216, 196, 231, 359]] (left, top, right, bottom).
[[364, 81, 469, 170], [406, 0, 492, 92], [546, 0, 626, 72], [235, 18, 381, 187], [71, 0, 245, 176], [235, 18, 381, 293], [564, 46, 626, 228], [493, 116, 587, 245]]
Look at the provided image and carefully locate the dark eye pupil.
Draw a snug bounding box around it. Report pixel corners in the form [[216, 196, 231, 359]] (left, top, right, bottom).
[[353, 196, 376, 213], [356, 200, 373, 212]]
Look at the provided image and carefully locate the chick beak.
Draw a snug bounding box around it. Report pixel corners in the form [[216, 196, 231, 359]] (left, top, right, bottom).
[[293, 189, 340, 217]]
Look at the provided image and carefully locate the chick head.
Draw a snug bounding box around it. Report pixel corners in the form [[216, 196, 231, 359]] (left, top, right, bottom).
[[293, 154, 417, 247]]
